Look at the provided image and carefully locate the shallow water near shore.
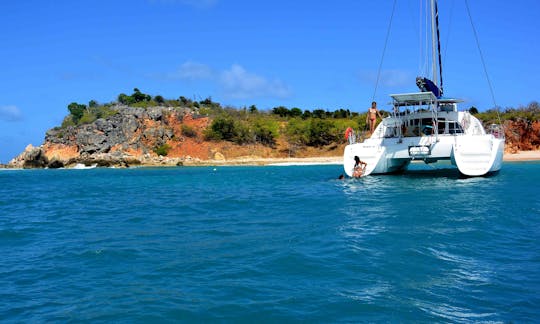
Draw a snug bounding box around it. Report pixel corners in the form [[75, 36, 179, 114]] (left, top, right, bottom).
[[1, 162, 539, 322]]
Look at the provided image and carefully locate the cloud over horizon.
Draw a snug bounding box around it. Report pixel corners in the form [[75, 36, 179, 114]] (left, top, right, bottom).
[[219, 64, 291, 99], [175, 61, 214, 80], [162, 61, 292, 100], [0, 105, 23, 122]]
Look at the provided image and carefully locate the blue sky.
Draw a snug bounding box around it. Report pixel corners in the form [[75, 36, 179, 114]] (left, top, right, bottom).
[[1, 0, 538, 162]]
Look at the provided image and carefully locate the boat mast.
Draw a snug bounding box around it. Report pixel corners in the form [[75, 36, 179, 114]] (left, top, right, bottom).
[[430, 0, 444, 96]]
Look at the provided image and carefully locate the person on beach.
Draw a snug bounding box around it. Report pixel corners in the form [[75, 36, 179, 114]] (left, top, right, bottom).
[[353, 156, 367, 178], [366, 101, 383, 133]]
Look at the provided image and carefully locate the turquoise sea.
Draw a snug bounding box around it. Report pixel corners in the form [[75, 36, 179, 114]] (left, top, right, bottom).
[[1, 162, 539, 322]]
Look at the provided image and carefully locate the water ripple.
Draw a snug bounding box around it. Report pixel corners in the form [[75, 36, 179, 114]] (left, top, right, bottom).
[[0, 163, 539, 321]]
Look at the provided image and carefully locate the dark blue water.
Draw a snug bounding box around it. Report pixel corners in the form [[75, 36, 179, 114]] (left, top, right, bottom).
[[1, 162, 539, 322]]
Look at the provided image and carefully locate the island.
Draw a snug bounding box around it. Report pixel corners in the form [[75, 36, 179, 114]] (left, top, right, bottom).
[[7, 88, 540, 168]]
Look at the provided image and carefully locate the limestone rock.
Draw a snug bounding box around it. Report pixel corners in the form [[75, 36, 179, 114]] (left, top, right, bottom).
[[11, 105, 205, 168], [9, 144, 49, 168], [213, 152, 225, 161], [47, 159, 65, 169]]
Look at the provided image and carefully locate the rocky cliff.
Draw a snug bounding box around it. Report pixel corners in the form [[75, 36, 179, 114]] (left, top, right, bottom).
[[8, 105, 304, 168], [10, 106, 201, 168], [504, 120, 540, 152]]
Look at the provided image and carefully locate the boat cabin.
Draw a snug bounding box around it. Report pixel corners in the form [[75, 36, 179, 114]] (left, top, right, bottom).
[[381, 92, 465, 138]]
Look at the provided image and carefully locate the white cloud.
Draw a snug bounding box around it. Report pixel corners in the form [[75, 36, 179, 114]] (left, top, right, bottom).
[[175, 61, 213, 80], [0, 105, 22, 122], [219, 64, 292, 99]]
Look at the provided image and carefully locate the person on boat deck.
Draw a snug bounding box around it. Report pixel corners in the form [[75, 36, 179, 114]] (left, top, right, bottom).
[[353, 156, 367, 178], [366, 101, 383, 133]]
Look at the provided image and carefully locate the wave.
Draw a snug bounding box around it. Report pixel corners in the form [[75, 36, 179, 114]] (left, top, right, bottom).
[[71, 163, 97, 169]]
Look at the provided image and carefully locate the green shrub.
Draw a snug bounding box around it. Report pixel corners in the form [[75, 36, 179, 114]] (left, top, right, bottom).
[[154, 143, 172, 156], [233, 121, 252, 144], [290, 107, 302, 118], [61, 116, 76, 128], [154, 95, 165, 104], [205, 116, 236, 141], [79, 110, 97, 124], [131, 100, 157, 108], [248, 105, 258, 114], [67, 102, 87, 123], [96, 106, 118, 119], [272, 106, 290, 117], [182, 125, 197, 138], [307, 119, 336, 146], [253, 118, 279, 147], [118, 93, 134, 105], [285, 118, 309, 145]]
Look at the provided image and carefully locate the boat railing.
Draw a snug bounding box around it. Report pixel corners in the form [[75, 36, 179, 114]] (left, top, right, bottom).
[[347, 129, 370, 144], [488, 124, 505, 139]]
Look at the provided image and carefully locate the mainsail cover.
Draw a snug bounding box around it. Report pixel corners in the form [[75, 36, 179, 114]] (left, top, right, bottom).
[[416, 77, 442, 98]]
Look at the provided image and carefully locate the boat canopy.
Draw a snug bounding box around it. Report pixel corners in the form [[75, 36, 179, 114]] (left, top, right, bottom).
[[390, 92, 463, 107], [390, 92, 437, 106]]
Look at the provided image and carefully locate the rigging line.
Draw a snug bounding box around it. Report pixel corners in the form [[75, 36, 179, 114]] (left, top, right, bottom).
[[464, 0, 502, 126], [418, 0, 422, 74], [417, 0, 423, 75], [372, 0, 398, 102], [442, 0, 455, 62]]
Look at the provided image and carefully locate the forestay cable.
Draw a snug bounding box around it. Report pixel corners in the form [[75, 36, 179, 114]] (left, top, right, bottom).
[[464, 0, 502, 126], [372, 0, 398, 101]]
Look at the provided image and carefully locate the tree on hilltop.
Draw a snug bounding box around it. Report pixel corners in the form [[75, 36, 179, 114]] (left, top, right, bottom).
[[154, 95, 165, 104], [67, 102, 87, 123]]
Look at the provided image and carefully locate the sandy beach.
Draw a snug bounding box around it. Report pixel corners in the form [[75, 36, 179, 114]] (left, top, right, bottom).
[[503, 150, 540, 161], [182, 150, 540, 166], [181, 156, 343, 167]]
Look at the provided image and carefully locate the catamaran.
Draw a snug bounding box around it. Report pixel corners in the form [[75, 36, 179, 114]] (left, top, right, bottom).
[[344, 0, 504, 177]]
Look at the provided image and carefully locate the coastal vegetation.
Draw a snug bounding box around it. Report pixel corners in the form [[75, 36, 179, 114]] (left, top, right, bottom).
[[60, 88, 539, 150], [153, 143, 172, 156], [471, 102, 540, 124]]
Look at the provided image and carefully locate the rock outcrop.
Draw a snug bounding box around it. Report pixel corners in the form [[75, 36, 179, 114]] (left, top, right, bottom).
[[10, 105, 205, 168], [9, 144, 49, 168], [504, 120, 540, 153]]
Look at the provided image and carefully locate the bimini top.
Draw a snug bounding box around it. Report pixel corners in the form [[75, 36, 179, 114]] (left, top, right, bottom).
[[390, 92, 463, 106]]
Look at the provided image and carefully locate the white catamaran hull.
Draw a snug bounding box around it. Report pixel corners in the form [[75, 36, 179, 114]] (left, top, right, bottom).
[[344, 107, 504, 177], [344, 133, 504, 177]]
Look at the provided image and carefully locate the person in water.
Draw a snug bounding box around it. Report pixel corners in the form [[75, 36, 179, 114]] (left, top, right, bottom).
[[353, 156, 367, 178], [366, 101, 383, 133]]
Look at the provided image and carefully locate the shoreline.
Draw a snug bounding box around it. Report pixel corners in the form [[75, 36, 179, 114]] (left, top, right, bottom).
[[165, 150, 540, 167], [2, 150, 539, 169], [502, 150, 540, 161]]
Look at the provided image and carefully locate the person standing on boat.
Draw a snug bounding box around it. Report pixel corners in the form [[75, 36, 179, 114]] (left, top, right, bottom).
[[366, 101, 383, 133]]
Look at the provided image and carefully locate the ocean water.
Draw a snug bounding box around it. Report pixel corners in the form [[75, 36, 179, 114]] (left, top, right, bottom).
[[1, 162, 539, 322]]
